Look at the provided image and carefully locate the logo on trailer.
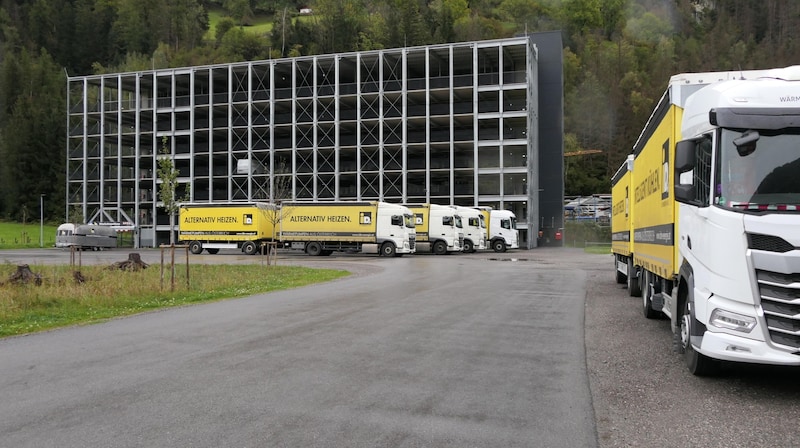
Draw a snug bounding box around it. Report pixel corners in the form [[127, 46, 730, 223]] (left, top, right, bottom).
[[415, 213, 424, 225], [244, 213, 253, 225], [359, 212, 372, 225]]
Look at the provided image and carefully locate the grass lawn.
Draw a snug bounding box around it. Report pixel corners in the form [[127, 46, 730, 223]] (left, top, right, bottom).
[[0, 262, 348, 338], [0, 221, 59, 249]]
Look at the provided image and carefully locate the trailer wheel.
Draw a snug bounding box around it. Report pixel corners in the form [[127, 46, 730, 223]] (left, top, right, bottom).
[[381, 242, 396, 257], [305, 242, 323, 256], [675, 292, 720, 376], [627, 258, 641, 297], [463, 240, 474, 253], [189, 241, 203, 255], [433, 240, 448, 255], [641, 270, 659, 319], [206, 248, 219, 254], [492, 239, 506, 253], [242, 241, 257, 255]]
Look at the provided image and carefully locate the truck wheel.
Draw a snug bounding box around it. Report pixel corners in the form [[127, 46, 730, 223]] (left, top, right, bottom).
[[189, 241, 203, 255], [463, 240, 474, 253], [242, 241, 257, 255], [641, 270, 658, 319], [492, 239, 506, 253], [675, 296, 720, 376], [206, 248, 219, 254], [627, 258, 641, 297], [305, 242, 322, 256], [433, 240, 448, 255], [381, 242, 396, 257]]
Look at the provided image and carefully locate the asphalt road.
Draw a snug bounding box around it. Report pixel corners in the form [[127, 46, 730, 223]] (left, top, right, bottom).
[[2, 247, 800, 447], [0, 248, 595, 447]]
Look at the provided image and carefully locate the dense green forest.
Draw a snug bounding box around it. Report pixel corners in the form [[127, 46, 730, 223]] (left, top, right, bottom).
[[1, 0, 799, 221]]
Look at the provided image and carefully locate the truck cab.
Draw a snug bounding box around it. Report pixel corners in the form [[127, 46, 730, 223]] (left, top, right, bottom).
[[454, 206, 487, 252], [477, 207, 519, 252], [405, 203, 463, 254], [670, 67, 800, 373]]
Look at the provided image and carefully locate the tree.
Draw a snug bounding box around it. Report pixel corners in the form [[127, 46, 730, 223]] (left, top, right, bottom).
[[156, 136, 182, 245], [263, 158, 294, 242], [0, 48, 65, 222]]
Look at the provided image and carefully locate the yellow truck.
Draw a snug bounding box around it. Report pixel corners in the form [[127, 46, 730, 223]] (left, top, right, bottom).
[[279, 201, 416, 256], [178, 203, 276, 255], [614, 66, 800, 375]]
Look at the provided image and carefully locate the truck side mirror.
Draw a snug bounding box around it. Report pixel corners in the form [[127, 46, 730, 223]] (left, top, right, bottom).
[[674, 138, 710, 207], [675, 140, 696, 173]]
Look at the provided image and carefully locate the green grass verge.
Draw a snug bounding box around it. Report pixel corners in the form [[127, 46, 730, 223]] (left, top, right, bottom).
[[0, 263, 348, 337], [0, 221, 59, 249], [584, 244, 611, 255]]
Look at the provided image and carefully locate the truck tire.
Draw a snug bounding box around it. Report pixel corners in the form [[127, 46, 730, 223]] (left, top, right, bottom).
[[189, 241, 203, 255], [675, 295, 720, 376], [433, 240, 448, 255], [380, 242, 396, 257], [463, 240, 474, 253], [242, 241, 257, 255], [305, 242, 322, 256], [641, 270, 659, 319], [206, 248, 219, 254], [627, 258, 641, 297], [492, 239, 506, 253]]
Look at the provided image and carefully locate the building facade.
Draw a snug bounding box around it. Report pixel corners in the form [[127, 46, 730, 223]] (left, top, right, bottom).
[[67, 34, 563, 248]]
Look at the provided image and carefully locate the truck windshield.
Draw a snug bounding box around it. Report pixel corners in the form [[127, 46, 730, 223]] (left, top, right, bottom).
[[454, 216, 463, 228], [716, 128, 800, 212]]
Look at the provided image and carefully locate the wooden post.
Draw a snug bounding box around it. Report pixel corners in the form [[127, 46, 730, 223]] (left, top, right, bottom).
[[160, 245, 165, 291], [185, 244, 189, 288], [170, 244, 175, 292]]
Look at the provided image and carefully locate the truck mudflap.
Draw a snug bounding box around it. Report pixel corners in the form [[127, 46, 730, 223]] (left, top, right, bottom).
[[696, 330, 800, 365]]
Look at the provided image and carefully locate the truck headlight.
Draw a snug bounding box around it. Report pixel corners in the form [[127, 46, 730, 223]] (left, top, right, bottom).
[[710, 309, 756, 333]]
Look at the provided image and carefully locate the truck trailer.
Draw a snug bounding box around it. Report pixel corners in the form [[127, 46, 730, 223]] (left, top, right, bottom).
[[610, 155, 638, 292], [178, 203, 276, 255], [279, 201, 415, 257], [476, 207, 519, 252], [612, 66, 800, 375], [405, 203, 463, 254]]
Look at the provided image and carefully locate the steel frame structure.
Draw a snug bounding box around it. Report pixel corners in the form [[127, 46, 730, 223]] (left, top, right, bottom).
[[67, 37, 541, 248]]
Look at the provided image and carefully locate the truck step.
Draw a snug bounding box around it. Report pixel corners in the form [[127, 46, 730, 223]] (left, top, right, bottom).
[[652, 292, 665, 311]]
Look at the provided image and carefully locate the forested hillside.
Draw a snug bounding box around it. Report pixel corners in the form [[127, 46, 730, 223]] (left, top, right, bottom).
[[1, 0, 798, 221]]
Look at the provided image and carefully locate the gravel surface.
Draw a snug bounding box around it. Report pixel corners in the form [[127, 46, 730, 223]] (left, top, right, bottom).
[[584, 249, 800, 448]]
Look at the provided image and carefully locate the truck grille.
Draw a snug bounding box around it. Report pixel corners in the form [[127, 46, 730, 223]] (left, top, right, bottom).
[[757, 270, 800, 349], [748, 233, 796, 253]]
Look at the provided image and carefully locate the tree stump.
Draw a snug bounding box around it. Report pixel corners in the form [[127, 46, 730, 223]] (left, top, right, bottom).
[[73, 271, 87, 284], [3, 264, 42, 286], [108, 253, 149, 271]]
